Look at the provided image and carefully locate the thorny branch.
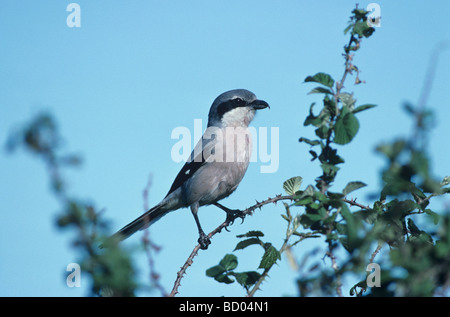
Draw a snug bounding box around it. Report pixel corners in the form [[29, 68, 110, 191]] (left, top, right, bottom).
[[169, 194, 294, 297], [168, 191, 376, 296]]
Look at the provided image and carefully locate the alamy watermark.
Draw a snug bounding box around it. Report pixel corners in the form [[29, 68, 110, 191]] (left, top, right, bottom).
[[366, 263, 381, 287], [366, 3, 381, 28], [170, 119, 279, 173], [66, 263, 81, 287], [66, 3, 81, 28]]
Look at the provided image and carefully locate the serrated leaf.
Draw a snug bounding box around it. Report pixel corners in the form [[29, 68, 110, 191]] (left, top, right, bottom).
[[234, 238, 263, 251], [334, 106, 360, 145], [283, 176, 303, 195], [219, 254, 238, 271], [304, 72, 335, 88], [258, 245, 281, 269], [343, 181, 367, 196]]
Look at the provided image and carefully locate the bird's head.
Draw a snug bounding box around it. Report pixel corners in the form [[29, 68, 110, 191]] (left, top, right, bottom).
[[207, 89, 269, 128]]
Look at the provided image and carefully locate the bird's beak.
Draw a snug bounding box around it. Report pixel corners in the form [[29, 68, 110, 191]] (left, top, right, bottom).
[[250, 99, 270, 110]]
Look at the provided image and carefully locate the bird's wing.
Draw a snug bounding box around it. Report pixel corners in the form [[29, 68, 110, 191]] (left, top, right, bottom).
[[165, 134, 217, 197]]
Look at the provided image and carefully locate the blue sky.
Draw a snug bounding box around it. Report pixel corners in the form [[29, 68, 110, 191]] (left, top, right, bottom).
[[1, 1, 449, 297]]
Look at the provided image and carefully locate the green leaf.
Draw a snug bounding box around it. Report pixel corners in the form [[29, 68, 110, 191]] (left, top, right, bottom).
[[352, 8, 369, 21], [234, 271, 262, 288], [294, 196, 314, 206], [219, 254, 238, 271], [410, 150, 430, 178], [334, 106, 360, 145], [283, 176, 303, 195], [343, 24, 353, 35], [353, 104, 376, 114], [301, 185, 316, 197], [214, 274, 234, 284], [259, 245, 281, 269], [308, 87, 333, 95], [304, 72, 335, 88], [236, 230, 264, 238], [305, 212, 323, 222], [340, 204, 358, 253], [234, 238, 263, 251], [376, 140, 406, 160], [424, 209, 440, 225], [206, 265, 226, 278], [354, 209, 378, 224], [303, 103, 323, 127], [321, 163, 340, 175], [407, 218, 421, 236], [407, 218, 433, 243], [353, 21, 375, 38], [343, 181, 367, 196], [315, 125, 329, 139]]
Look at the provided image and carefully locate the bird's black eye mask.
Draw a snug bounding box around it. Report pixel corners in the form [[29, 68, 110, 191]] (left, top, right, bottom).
[[216, 98, 248, 118]]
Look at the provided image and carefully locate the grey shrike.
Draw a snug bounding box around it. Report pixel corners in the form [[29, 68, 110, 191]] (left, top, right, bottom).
[[105, 89, 269, 249]]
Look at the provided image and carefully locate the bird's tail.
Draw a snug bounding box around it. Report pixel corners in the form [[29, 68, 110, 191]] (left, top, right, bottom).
[[100, 203, 168, 248]]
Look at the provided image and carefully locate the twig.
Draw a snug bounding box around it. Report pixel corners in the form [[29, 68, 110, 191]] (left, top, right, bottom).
[[334, 33, 358, 114], [246, 268, 270, 297], [169, 244, 201, 297], [413, 41, 449, 148], [343, 197, 371, 210], [142, 174, 167, 297], [326, 246, 343, 297], [369, 243, 383, 264], [168, 194, 294, 297]]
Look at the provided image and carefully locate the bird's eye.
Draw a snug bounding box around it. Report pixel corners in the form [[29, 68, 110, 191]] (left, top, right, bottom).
[[233, 98, 246, 106]]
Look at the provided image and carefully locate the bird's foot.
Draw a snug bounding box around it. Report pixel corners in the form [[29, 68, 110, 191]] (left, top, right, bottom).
[[224, 209, 245, 227], [213, 202, 246, 231], [198, 231, 211, 250]]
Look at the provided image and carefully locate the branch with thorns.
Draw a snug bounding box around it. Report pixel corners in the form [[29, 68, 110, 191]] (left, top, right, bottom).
[[168, 194, 294, 297], [167, 192, 376, 297]]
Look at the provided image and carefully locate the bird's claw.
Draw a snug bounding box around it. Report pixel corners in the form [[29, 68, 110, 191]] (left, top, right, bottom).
[[198, 231, 211, 250], [225, 209, 245, 227]]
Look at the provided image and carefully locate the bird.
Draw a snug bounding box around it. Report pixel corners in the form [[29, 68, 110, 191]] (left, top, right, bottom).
[[103, 89, 269, 250]]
